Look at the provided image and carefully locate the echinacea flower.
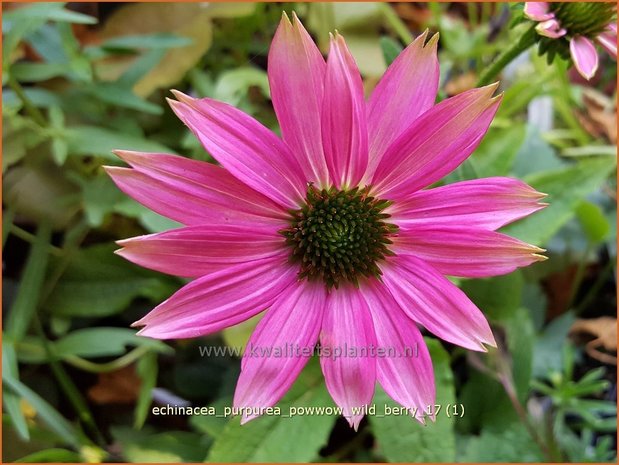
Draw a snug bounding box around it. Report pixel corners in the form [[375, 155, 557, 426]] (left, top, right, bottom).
[[524, 2, 617, 79], [106, 13, 547, 429]]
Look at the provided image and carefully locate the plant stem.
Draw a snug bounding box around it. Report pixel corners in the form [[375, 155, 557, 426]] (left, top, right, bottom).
[[476, 24, 538, 86], [10, 224, 63, 256], [575, 259, 614, 314], [64, 346, 151, 374], [566, 243, 593, 310], [494, 347, 558, 462], [379, 3, 414, 44], [33, 317, 104, 445], [7, 75, 47, 127]]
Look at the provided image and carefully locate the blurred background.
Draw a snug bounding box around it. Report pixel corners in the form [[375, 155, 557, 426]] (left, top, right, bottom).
[[2, 2, 617, 462]]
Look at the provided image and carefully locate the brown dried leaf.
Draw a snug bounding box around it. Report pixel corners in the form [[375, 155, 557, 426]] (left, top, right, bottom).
[[570, 317, 617, 365], [88, 365, 141, 404], [578, 88, 617, 143], [445, 72, 477, 96]]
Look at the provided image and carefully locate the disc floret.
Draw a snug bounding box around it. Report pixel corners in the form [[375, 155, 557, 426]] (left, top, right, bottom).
[[282, 184, 398, 289]]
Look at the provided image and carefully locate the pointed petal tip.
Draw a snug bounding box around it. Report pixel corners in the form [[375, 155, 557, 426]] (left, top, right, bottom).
[[347, 414, 363, 431], [425, 30, 440, 48], [169, 89, 194, 104], [533, 253, 548, 262]]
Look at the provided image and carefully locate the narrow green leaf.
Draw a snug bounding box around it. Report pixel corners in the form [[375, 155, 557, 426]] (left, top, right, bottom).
[[54, 328, 171, 358], [15, 448, 81, 463], [379, 36, 403, 66], [4, 3, 96, 25], [10, 62, 68, 82], [85, 83, 162, 114], [134, 352, 158, 429], [66, 126, 176, 159], [3, 375, 82, 448], [2, 343, 30, 440], [5, 222, 52, 341], [575, 200, 611, 244], [101, 33, 193, 51]]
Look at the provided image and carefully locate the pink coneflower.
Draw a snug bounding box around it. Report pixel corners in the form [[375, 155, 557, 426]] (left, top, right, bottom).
[[524, 2, 616, 80], [106, 14, 547, 429]]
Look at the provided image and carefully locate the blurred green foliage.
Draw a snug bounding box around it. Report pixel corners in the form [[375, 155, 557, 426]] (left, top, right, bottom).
[[2, 2, 617, 463]]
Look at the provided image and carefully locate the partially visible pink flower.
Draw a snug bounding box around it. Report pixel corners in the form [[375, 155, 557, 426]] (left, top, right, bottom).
[[107, 13, 547, 429], [525, 2, 617, 80]]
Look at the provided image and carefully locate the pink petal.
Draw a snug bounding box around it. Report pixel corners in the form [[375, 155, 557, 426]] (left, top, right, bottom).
[[105, 167, 238, 226], [234, 280, 327, 424], [116, 223, 285, 278], [596, 30, 617, 58], [570, 35, 599, 80], [320, 286, 376, 430], [372, 85, 501, 201], [269, 13, 329, 186], [110, 150, 287, 224], [133, 253, 298, 339], [381, 255, 496, 351], [524, 2, 554, 21], [394, 225, 547, 278], [388, 177, 548, 230], [535, 19, 567, 39], [365, 31, 439, 180], [321, 33, 369, 189], [168, 92, 306, 209], [361, 280, 434, 423]]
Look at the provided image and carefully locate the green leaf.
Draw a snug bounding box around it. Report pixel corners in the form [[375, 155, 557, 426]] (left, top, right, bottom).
[[213, 67, 270, 106], [461, 422, 544, 461], [189, 397, 230, 439], [118, 49, 166, 87], [100, 33, 193, 51], [575, 200, 611, 244], [14, 448, 81, 463], [2, 375, 82, 448], [54, 328, 171, 358], [470, 124, 526, 177], [207, 360, 336, 462], [2, 343, 30, 441], [5, 223, 52, 342], [460, 271, 524, 323], [372, 338, 456, 462], [134, 352, 159, 429], [10, 62, 68, 82], [44, 244, 177, 318], [113, 199, 182, 233], [504, 307, 535, 402], [78, 173, 127, 227], [66, 126, 176, 159], [511, 125, 566, 178], [503, 158, 616, 245], [532, 311, 576, 378], [112, 427, 210, 462], [4, 3, 96, 25], [2, 88, 62, 109], [85, 83, 163, 114], [379, 36, 403, 66]]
